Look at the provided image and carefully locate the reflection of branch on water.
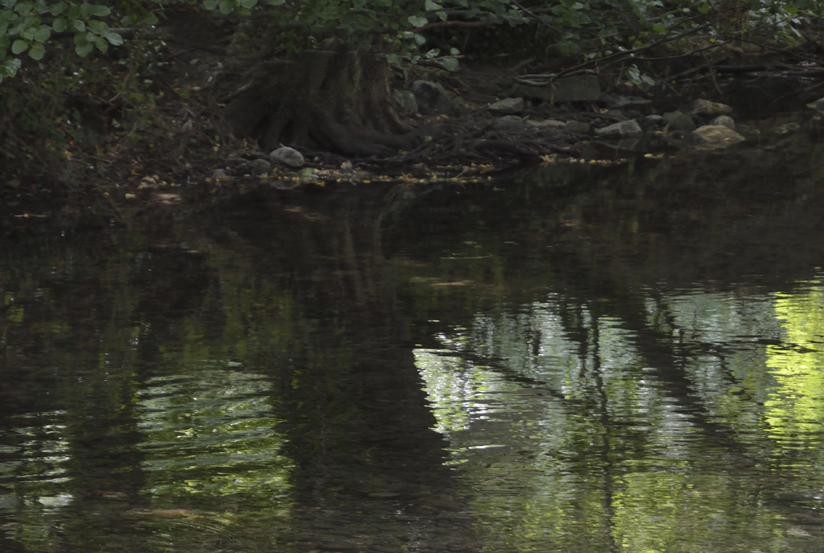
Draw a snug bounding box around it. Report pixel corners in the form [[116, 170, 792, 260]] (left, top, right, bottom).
[[423, 348, 570, 402]]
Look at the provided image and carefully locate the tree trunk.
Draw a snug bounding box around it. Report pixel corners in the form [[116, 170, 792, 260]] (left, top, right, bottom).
[[220, 49, 419, 156]]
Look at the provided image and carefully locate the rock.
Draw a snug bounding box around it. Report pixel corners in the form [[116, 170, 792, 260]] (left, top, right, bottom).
[[691, 98, 733, 116], [807, 97, 824, 112], [211, 168, 230, 181], [488, 97, 524, 115], [270, 146, 305, 168], [600, 94, 651, 108], [512, 74, 601, 103], [410, 80, 454, 115], [526, 119, 566, 129], [602, 110, 628, 121], [596, 120, 642, 136], [662, 110, 684, 124], [643, 114, 664, 127], [392, 89, 418, 113], [490, 115, 524, 132], [553, 74, 601, 103], [565, 120, 591, 134], [664, 112, 696, 133], [770, 122, 800, 135], [238, 158, 272, 175], [710, 115, 736, 130], [688, 125, 745, 149]]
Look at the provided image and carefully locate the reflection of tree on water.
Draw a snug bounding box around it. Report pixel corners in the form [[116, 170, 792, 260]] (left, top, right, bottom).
[[391, 158, 824, 553], [4, 148, 824, 552], [414, 290, 824, 553], [213, 186, 478, 552]]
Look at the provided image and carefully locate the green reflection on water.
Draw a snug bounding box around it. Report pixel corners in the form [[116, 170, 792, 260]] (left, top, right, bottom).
[[766, 282, 824, 446], [416, 291, 824, 553], [137, 368, 293, 508]]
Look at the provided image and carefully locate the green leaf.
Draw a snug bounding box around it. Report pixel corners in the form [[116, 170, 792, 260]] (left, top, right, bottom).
[[105, 31, 123, 46], [94, 35, 107, 52], [441, 57, 458, 71], [264, 0, 285, 4], [697, 3, 710, 14], [424, 0, 442, 10], [28, 41, 44, 59], [2, 57, 22, 78], [449, 47, 460, 55], [386, 53, 402, 63], [240, 0, 257, 8], [407, 15, 427, 27], [11, 39, 28, 54], [72, 19, 85, 32], [88, 19, 108, 34], [90, 5, 110, 17], [53, 17, 66, 32], [219, 0, 234, 14], [80, 3, 94, 18], [50, 2, 68, 16], [436, 10, 447, 21], [33, 25, 50, 42], [413, 33, 426, 45], [75, 40, 93, 56], [14, 2, 33, 15], [203, 0, 219, 9]]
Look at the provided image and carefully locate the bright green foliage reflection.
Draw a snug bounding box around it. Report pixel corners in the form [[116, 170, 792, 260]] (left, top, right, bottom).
[[137, 369, 293, 507], [416, 288, 824, 553], [766, 283, 824, 447]]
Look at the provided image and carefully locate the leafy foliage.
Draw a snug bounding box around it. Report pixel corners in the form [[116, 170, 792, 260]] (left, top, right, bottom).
[[1, 0, 823, 83]]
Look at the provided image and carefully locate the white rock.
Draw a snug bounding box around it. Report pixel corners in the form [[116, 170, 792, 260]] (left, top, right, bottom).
[[270, 146, 305, 168], [691, 99, 732, 116], [596, 120, 642, 136], [689, 125, 745, 149]]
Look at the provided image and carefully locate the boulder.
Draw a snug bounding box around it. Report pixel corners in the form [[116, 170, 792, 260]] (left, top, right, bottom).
[[643, 114, 664, 127], [513, 74, 601, 103], [488, 97, 524, 115], [600, 93, 651, 108], [597, 120, 642, 136], [238, 158, 272, 175], [392, 89, 418, 113], [566, 120, 591, 134], [664, 112, 696, 133], [710, 115, 736, 130], [552, 74, 601, 103], [411, 80, 454, 115], [526, 119, 566, 129], [270, 146, 305, 168], [490, 115, 524, 132], [688, 125, 745, 149], [690, 99, 733, 116]]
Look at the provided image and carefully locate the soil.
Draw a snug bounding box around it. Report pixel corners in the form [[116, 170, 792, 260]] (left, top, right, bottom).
[[1, 18, 823, 224]]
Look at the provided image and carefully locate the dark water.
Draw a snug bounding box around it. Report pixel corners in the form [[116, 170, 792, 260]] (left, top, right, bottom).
[[2, 134, 824, 552]]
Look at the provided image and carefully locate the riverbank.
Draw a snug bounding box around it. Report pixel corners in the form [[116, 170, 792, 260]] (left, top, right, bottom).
[[1, 26, 823, 221]]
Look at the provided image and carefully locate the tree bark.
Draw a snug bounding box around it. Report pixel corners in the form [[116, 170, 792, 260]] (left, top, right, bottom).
[[220, 49, 419, 156]]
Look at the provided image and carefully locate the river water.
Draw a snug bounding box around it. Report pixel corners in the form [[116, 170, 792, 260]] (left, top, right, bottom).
[[2, 134, 824, 552]]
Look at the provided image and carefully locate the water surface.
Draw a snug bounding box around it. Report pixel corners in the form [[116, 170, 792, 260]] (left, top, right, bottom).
[[2, 142, 824, 552]]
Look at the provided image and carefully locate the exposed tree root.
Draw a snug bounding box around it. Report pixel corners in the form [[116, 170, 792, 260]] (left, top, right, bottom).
[[219, 49, 421, 156]]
